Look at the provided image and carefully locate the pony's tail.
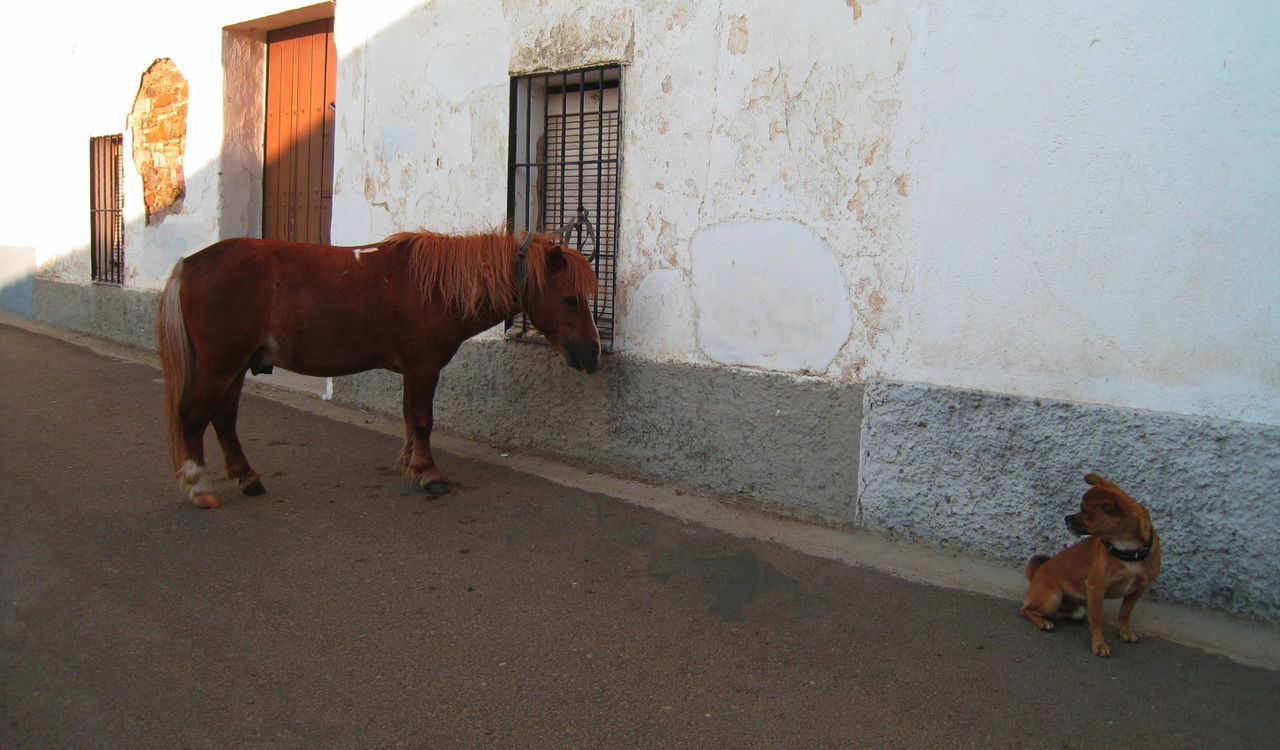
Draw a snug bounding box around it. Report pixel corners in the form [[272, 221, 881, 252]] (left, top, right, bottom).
[[157, 262, 193, 474]]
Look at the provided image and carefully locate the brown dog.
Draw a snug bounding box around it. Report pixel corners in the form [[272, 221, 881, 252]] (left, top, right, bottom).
[[1021, 473, 1162, 656]]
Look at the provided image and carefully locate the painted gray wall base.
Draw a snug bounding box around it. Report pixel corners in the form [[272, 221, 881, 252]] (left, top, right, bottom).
[[33, 279, 158, 350], [859, 379, 1280, 622], [1, 246, 35, 316], [332, 341, 864, 523]]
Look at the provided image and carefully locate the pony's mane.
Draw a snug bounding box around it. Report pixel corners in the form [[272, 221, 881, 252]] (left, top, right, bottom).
[[384, 229, 597, 319]]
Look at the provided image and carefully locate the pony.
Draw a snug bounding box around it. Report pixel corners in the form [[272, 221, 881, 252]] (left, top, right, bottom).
[[157, 229, 600, 508]]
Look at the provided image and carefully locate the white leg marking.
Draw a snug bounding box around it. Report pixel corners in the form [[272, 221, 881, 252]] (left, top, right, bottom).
[[180, 459, 203, 484], [180, 460, 215, 494]]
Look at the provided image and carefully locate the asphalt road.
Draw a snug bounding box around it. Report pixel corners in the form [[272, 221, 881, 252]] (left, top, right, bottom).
[[2, 320, 1278, 748]]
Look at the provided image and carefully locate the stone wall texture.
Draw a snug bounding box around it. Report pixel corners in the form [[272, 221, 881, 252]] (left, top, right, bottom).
[[858, 379, 1280, 621], [128, 58, 188, 225]]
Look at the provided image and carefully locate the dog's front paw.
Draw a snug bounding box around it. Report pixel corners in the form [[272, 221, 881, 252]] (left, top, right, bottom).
[[1092, 641, 1112, 657], [1118, 628, 1139, 644]]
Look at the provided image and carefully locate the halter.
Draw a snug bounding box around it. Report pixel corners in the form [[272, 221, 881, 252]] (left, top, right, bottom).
[[515, 231, 532, 312], [513, 204, 598, 311]]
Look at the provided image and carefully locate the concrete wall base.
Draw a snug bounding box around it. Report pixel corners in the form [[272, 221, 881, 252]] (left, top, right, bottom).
[[34, 278, 159, 351], [859, 379, 1280, 622], [332, 344, 865, 526]]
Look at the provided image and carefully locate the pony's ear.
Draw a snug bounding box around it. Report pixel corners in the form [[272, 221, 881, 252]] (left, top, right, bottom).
[[545, 245, 567, 273]]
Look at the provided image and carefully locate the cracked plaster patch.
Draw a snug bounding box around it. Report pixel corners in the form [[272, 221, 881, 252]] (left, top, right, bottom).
[[690, 219, 851, 373]]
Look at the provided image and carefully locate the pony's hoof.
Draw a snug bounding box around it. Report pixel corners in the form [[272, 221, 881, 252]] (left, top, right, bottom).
[[240, 479, 266, 496], [192, 492, 220, 509], [421, 478, 450, 497]]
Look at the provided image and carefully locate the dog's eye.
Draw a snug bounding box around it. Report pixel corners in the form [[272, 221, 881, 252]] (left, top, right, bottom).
[[563, 296, 579, 308]]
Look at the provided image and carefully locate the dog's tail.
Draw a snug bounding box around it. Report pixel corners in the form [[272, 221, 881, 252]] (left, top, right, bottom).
[[1024, 553, 1051, 580]]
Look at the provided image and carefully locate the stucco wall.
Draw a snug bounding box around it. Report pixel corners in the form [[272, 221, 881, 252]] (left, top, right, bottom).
[[889, 2, 1280, 426], [322, 0, 1280, 429], [0, 1, 328, 291], [5, 0, 1274, 429]]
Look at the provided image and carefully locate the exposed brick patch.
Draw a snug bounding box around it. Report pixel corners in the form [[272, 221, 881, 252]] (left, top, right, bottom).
[[129, 58, 188, 225]]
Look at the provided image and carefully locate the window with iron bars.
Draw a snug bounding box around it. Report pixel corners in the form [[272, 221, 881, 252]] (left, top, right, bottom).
[[89, 134, 125, 284], [507, 65, 621, 350]]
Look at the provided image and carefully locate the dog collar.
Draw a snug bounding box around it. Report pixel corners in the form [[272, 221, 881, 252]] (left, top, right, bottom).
[[1103, 539, 1152, 562]]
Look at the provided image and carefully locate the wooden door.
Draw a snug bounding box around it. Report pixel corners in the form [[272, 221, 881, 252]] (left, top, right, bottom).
[[264, 18, 336, 244]]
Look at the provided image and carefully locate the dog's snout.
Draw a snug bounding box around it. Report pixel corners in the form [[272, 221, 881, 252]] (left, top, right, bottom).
[[1065, 514, 1087, 537]]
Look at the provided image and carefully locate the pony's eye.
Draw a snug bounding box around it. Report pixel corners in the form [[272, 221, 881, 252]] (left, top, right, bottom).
[[562, 296, 579, 308]]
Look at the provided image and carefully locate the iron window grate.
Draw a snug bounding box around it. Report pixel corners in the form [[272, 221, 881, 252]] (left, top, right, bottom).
[[89, 134, 125, 285], [507, 65, 621, 350]]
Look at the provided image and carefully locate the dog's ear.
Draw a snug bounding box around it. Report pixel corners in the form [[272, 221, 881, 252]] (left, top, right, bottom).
[[1084, 473, 1117, 488], [1083, 486, 1118, 514], [1137, 513, 1154, 545]]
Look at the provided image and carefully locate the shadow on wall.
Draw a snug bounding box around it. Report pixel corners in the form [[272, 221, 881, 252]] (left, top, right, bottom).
[[1, 246, 35, 316], [28, 4, 344, 342]]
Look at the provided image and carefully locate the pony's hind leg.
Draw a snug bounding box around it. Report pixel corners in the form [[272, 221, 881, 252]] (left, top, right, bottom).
[[177, 370, 244, 508], [212, 369, 265, 496], [177, 412, 219, 509]]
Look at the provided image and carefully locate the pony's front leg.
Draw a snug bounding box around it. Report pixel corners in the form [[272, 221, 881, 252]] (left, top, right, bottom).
[[401, 369, 448, 496]]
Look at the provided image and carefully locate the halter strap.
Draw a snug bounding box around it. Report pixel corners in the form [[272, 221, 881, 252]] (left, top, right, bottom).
[[514, 231, 533, 313], [512, 206, 594, 312]]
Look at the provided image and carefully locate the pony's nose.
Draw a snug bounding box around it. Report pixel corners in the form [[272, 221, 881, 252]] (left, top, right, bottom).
[[565, 343, 599, 373]]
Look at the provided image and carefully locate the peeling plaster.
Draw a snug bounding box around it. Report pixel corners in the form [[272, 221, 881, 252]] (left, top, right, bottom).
[[509, 8, 634, 74], [727, 15, 748, 55], [322, 1, 1278, 424], [613, 0, 915, 379], [129, 58, 188, 225]]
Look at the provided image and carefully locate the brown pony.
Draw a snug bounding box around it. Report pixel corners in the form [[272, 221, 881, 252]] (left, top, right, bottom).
[[157, 229, 600, 508]]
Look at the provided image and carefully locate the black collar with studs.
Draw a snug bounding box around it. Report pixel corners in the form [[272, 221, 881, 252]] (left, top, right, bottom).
[[1103, 538, 1153, 562]]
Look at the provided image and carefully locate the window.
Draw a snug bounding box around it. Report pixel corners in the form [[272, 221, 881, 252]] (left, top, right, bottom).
[[508, 65, 621, 350], [89, 134, 125, 284]]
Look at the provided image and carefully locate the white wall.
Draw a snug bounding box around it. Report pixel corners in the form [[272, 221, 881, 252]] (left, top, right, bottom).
[[0, 2, 329, 289], [615, 1, 1280, 426], [4, 0, 1276, 426], [331, 0, 513, 245], [891, 2, 1280, 426]]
